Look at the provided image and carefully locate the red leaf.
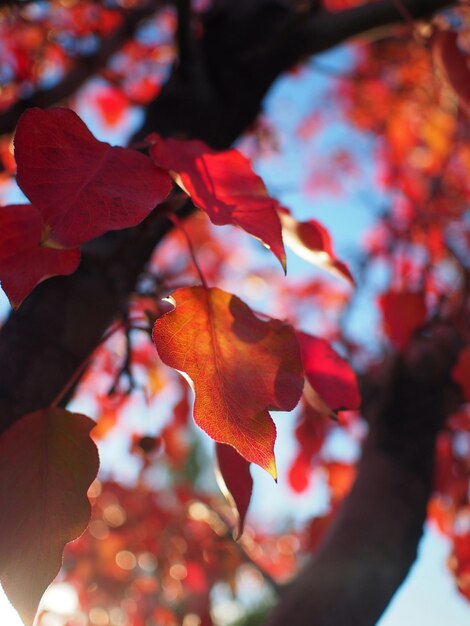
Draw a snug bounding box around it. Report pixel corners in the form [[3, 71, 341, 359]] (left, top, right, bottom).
[[450, 531, 470, 601], [152, 286, 304, 477], [294, 400, 328, 458], [216, 443, 253, 538], [149, 135, 286, 270], [452, 345, 470, 403], [0, 204, 80, 307], [14, 108, 172, 247], [278, 207, 354, 285], [433, 29, 470, 113], [0, 408, 99, 626], [378, 289, 427, 351], [288, 452, 311, 493], [94, 86, 128, 127], [297, 331, 360, 412]]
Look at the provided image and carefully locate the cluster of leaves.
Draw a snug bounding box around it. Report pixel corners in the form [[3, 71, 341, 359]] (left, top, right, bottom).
[[2, 1, 470, 625], [0, 105, 361, 625], [333, 6, 470, 601]]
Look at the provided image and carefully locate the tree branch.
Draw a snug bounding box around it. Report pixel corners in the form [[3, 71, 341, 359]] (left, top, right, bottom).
[[139, 0, 453, 146]]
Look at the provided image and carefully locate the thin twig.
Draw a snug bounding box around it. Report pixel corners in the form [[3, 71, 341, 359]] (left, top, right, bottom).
[[51, 319, 148, 408], [209, 503, 284, 596]]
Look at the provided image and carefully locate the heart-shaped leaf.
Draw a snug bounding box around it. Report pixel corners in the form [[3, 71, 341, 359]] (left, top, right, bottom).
[[0, 204, 80, 308], [0, 408, 99, 626], [15, 108, 172, 247]]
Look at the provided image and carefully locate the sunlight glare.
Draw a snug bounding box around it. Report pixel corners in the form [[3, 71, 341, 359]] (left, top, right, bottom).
[[0, 585, 24, 626]]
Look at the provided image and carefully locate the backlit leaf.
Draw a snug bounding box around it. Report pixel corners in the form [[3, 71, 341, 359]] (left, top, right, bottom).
[[433, 29, 470, 113], [298, 331, 360, 412], [215, 442, 253, 539], [149, 135, 286, 270], [15, 108, 172, 247], [0, 204, 80, 308], [378, 289, 427, 351], [0, 407, 99, 626], [152, 286, 303, 477], [278, 207, 354, 285]]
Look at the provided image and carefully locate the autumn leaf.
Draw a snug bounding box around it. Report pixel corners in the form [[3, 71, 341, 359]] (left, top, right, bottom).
[[0, 407, 99, 626], [433, 29, 470, 114], [14, 108, 172, 247], [215, 443, 253, 538], [297, 331, 360, 413], [278, 207, 354, 285], [0, 204, 80, 308], [288, 399, 328, 493], [378, 289, 427, 351], [288, 452, 312, 493], [152, 286, 303, 477], [149, 135, 286, 270], [452, 345, 470, 403]]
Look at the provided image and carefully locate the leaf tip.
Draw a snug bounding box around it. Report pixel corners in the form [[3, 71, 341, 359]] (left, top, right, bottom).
[[266, 456, 278, 481]]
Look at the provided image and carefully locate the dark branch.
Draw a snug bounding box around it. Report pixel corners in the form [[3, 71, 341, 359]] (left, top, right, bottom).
[[176, 0, 193, 78], [139, 0, 453, 146], [266, 325, 462, 626]]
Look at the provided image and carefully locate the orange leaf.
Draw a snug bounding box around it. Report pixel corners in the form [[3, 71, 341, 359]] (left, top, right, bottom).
[[152, 286, 304, 477], [0, 408, 99, 626], [149, 136, 286, 271]]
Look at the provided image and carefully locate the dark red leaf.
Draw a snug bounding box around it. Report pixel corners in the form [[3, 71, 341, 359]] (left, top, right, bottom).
[[0, 204, 80, 308], [15, 108, 172, 247], [216, 443, 253, 538], [433, 29, 470, 113], [0, 408, 99, 626], [452, 345, 470, 403], [297, 331, 360, 412]]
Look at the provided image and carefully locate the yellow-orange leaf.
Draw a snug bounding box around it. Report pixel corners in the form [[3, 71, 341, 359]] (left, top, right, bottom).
[[0, 408, 99, 626], [152, 287, 303, 477]]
